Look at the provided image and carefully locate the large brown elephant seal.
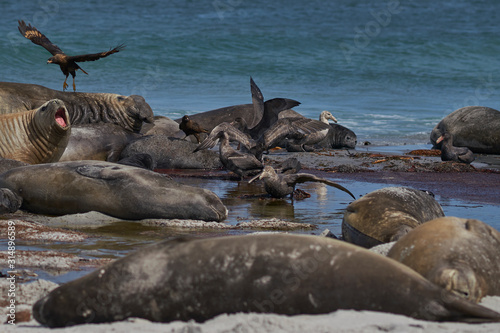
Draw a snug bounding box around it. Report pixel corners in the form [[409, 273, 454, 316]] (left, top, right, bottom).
[[430, 106, 500, 154], [32, 234, 500, 327], [59, 123, 142, 162], [0, 82, 154, 132], [342, 187, 444, 248], [0, 99, 70, 164], [387, 217, 500, 303], [0, 160, 227, 221]]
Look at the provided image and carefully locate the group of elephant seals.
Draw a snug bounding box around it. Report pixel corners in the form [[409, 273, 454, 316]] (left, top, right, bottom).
[[0, 82, 154, 132], [431, 106, 500, 154], [0, 160, 227, 221], [32, 234, 500, 327], [388, 216, 500, 303], [342, 187, 444, 248], [0, 99, 71, 164]]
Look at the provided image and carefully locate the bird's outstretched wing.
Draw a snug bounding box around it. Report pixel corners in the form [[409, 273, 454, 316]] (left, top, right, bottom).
[[18, 20, 64, 55], [69, 44, 125, 62], [284, 173, 356, 199], [264, 98, 301, 113], [262, 117, 330, 149], [194, 122, 256, 152], [250, 77, 265, 121]]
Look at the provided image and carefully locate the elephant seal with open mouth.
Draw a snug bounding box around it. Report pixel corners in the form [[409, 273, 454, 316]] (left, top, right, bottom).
[[0, 99, 70, 164]]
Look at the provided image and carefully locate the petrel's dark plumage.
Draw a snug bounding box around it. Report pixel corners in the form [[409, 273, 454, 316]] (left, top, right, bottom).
[[18, 20, 125, 92], [436, 132, 475, 164], [179, 115, 209, 143], [212, 130, 263, 179], [248, 165, 356, 199]]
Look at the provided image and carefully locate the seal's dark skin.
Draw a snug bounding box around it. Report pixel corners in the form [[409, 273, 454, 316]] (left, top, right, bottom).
[[431, 106, 500, 154], [0, 161, 227, 221], [33, 234, 500, 328]]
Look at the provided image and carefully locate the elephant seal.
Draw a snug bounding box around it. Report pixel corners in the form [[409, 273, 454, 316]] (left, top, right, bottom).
[[59, 123, 142, 162], [32, 234, 500, 327], [436, 132, 475, 164], [0, 99, 70, 164], [0, 160, 227, 221], [120, 135, 222, 169], [387, 217, 500, 303], [140, 115, 180, 136], [0, 82, 154, 132], [430, 106, 500, 154], [342, 187, 444, 248], [175, 101, 299, 134], [0, 158, 29, 174], [316, 123, 358, 149]]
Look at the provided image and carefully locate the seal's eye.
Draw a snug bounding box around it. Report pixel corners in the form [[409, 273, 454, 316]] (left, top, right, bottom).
[[117, 96, 125, 102], [41, 105, 47, 112]]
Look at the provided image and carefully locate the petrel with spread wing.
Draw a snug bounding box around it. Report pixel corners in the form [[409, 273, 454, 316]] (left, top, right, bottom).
[[18, 20, 125, 92]]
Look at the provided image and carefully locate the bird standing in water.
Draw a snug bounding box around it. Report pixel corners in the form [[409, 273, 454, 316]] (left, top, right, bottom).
[[18, 20, 125, 92], [249, 165, 356, 200]]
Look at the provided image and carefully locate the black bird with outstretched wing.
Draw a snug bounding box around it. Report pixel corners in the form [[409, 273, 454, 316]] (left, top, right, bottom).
[[18, 20, 125, 92]]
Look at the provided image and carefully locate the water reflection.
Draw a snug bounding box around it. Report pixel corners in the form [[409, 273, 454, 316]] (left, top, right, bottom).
[[2, 174, 499, 284]]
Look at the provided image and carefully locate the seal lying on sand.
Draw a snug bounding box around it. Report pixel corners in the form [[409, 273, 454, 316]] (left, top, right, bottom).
[[59, 123, 143, 162], [0, 99, 70, 164], [121, 135, 222, 169], [32, 234, 500, 327], [430, 106, 500, 154], [436, 132, 475, 164], [0, 160, 227, 221], [342, 187, 444, 248], [387, 217, 500, 303], [0, 82, 154, 132]]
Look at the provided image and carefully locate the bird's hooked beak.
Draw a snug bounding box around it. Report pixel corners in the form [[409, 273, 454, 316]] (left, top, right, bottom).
[[436, 135, 444, 144], [248, 171, 263, 184], [47, 59, 53, 64]]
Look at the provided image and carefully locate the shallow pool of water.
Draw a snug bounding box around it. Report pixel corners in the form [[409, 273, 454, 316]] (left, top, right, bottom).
[[2, 174, 499, 284]]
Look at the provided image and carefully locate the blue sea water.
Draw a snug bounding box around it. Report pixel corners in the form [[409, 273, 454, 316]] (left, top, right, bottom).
[[1, 0, 500, 145]]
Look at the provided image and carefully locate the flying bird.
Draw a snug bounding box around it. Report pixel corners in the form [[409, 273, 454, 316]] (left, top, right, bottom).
[[248, 165, 356, 200], [18, 20, 125, 92]]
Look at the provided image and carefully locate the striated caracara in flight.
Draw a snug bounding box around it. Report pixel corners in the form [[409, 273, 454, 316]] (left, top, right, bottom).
[[18, 20, 125, 92]]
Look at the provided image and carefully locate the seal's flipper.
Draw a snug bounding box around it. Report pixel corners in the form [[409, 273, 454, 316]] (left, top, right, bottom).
[[0, 188, 22, 214], [75, 165, 121, 180]]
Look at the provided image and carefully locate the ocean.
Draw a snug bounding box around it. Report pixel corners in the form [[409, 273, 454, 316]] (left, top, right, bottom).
[[2, 0, 500, 145]]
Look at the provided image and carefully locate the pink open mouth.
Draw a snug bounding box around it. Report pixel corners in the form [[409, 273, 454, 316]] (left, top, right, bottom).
[[55, 108, 69, 128]]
